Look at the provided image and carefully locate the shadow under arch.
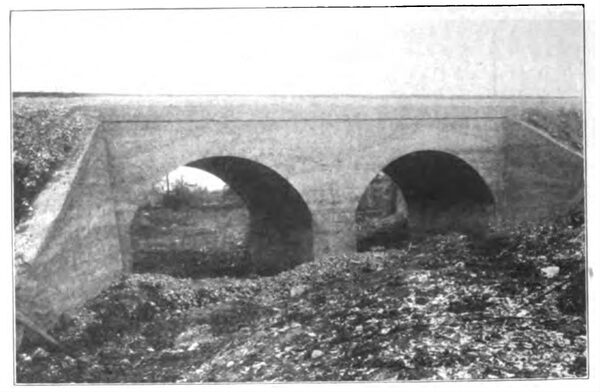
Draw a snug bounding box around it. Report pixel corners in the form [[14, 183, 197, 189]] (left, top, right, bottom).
[[186, 156, 314, 275], [357, 150, 495, 251]]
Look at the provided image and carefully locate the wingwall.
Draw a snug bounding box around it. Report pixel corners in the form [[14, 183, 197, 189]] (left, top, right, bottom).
[[15, 129, 124, 334]]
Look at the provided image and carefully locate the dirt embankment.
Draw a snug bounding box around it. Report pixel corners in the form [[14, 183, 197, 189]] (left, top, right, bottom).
[[17, 217, 586, 383]]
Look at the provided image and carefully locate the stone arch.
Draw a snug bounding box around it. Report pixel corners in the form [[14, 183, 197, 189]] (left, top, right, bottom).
[[356, 150, 495, 250], [166, 156, 313, 275]]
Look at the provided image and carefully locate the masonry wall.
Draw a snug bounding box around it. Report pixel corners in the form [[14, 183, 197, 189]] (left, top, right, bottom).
[[100, 117, 506, 261], [15, 133, 124, 331], [496, 118, 583, 225]]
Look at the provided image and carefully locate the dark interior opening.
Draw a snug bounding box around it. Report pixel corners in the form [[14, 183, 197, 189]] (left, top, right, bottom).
[[357, 150, 494, 251], [131, 156, 313, 277]]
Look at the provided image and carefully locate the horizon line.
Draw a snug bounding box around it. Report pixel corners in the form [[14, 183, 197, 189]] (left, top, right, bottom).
[[11, 91, 582, 99]]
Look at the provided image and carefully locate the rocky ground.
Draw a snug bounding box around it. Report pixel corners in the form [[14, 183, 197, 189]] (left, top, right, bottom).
[[16, 219, 586, 383]]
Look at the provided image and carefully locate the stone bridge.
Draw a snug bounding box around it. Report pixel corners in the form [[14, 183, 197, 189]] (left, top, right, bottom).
[[15, 96, 583, 331]]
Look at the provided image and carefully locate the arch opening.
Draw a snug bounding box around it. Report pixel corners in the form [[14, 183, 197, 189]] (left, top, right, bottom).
[[130, 156, 313, 277], [356, 150, 495, 251]]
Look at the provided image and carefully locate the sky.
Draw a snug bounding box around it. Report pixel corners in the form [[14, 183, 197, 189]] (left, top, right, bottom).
[[156, 166, 226, 192], [10, 6, 584, 96]]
